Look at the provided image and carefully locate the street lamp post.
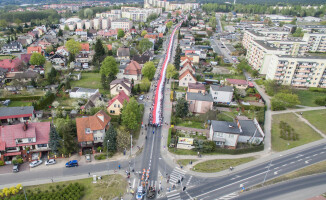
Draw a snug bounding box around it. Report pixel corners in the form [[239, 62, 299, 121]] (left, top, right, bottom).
[[20, 186, 27, 200], [106, 140, 109, 159]]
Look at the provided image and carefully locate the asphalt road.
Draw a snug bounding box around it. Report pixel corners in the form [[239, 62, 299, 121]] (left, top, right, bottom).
[[233, 173, 326, 200], [159, 142, 326, 200]]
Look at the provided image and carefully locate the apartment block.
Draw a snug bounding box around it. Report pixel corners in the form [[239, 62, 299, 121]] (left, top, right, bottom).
[[101, 18, 110, 30], [84, 20, 93, 30], [93, 18, 102, 30], [121, 7, 162, 22], [266, 55, 326, 88], [267, 39, 308, 56], [242, 30, 289, 49], [302, 33, 326, 52], [111, 18, 133, 31]]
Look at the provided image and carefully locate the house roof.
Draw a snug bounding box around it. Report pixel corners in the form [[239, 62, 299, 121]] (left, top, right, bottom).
[[238, 120, 263, 137], [76, 110, 111, 143], [226, 78, 248, 85], [80, 43, 90, 51], [20, 54, 32, 63], [0, 106, 34, 120], [210, 85, 234, 92], [110, 78, 132, 94], [186, 92, 213, 102], [179, 69, 196, 81], [6, 71, 38, 79], [124, 60, 141, 75], [188, 82, 205, 90], [57, 46, 68, 52], [117, 47, 130, 57], [211, 120, 241, 134], [108, 91, 130, 107], [132, 53, 150, 64], [0, 122, 50, 149], [27, 46, 42, 54], [0, 58, 23, 70], [70, 87, 98, 94]]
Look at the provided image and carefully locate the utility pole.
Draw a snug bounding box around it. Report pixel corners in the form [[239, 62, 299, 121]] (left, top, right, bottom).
[[130, 135, 132, 157], [107, 140, 109, 159]]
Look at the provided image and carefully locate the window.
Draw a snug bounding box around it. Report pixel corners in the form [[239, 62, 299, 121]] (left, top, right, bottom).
[[110, 110, 115, 113], [114, 104, 116, 108], [17, 139, 22, 143], [28, 138, 33, 142], [85, 128, 92, 134], [94, 137, 97, 141], [37, 144, 47, 148]]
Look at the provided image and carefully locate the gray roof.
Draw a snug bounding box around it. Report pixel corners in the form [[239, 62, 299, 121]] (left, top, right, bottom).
[[0, 106, 34, 118], [210, 85, 233, 92], [71, 87, 98, 93], [186, 92, 213, 102], [117, 47, 130, 57], [211, 120, 240, 134], [238, 120, 263, 137]]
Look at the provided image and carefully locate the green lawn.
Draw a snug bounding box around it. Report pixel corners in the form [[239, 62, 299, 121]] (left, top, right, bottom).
[[192, 157, 255, 173], [217, 112, 234, 122], [214, 73, 246, 80], [25, 174, 127, 200], [177, 159, 197, 166], [176, 121, 205, 129], [295, 90, 326, 107], [71, 72, 106, 93], [301, 110, 326, 135], [0, 55, 15, 60], [8, 101, 33, 107], [271, 113, 322, 152]]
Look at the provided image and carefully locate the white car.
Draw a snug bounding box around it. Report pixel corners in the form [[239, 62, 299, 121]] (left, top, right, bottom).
[[138, 95, 144, 101], [45, 159, 56, 166], [30, 160, 43, 168]]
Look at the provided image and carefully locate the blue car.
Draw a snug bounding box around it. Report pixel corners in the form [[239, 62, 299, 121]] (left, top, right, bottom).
[[66, 160, 78, 167]]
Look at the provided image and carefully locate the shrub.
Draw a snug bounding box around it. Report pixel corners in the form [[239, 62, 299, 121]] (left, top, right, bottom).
[[308, 87, 326, 93], [0, 161, 4, 166], [279, 121, 299, 141], [94, 154, 107, 160], [12, 159, 23, 165], [315, 97, 326, 106]]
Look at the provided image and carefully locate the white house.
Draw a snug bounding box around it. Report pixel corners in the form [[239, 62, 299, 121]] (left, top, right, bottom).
[[1, 41, 23, 53], [179, 70, 197, 87], [56, 46, 69, 57], [210, 85, 234, 104], [209, 119, 264, 149], [69, 87, 99, 99]]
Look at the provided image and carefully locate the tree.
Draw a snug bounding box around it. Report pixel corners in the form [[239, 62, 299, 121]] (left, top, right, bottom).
[[166, 64, 177, 79], [64, 25, 69, 31], [103, 125, 117, 153], [48, 67, 58, 84], [0, 19, 8, 28], [138, 38, 153, 54], [166, 21, 173, 29], [292, 27, 304, 37], [175, 98, 189, 118], [48, 124, 61, 153], [117, 29, 125, 39], [100, 56, 118, 77], [65, 39, 81, 56], [14, 18, 22, 26], [167, 13, 172, 19], [174, 44, 181, 70], [140, 77, 151, 92], [55, 118, 77, 156], [142, 61, 156, 80], [30, 53, 46, 66], [117, 126, 131, 152], [45, 45, 53, 54], [93, 39, 106, 67], [101, 74, 109, 90], [141, 30, 148, 37], [84, 8, 94, 19], [58, 29, 63, 37], [122, 97, 141, 131], [271, 93, 300, 111]]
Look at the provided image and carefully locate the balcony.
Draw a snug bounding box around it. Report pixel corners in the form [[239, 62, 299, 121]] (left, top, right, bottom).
[[294, 74, 309, 78], [292, 79, 307, 82], [296, 70, 310, 73]]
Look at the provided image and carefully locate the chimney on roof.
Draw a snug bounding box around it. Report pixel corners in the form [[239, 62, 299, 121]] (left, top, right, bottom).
[[23, 121, 28, 131]]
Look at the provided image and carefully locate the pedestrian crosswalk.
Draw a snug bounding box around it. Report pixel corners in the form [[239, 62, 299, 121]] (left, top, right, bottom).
[[169, 167, 186, 185], [217, 192, 239, 200], [166, 192, 181, 200], [131, 178, 157, 189]]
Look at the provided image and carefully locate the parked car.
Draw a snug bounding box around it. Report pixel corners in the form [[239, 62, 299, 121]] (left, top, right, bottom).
[[138, 95, 144, 101], [85, 154, 91, 162], [248, 77, 252, 81], [13, 164, 19, 173], [45, 159, 56, 165], [136, 186, 144, 200], [66, 160, 78, 168], [29, 160, 43, 168]]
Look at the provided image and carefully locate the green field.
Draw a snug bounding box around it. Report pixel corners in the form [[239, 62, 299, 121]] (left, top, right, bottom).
[[0, 55, 15, 60], [271, 113, 322, 152], [301, 110, 326, 135], [176, 120, 205, 129], [295, 90, 326, 107], [8, 101, 33, 107], [71, 72, 107, 94], [177, 159, 198, 166], [192, 157, 255, 173]]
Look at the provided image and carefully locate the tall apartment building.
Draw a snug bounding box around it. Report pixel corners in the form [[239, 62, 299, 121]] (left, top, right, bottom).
[[144, 0, 198, 11], [302, 33, 326, 52], [101, 18, 110, 30], [242, 30, 289, 49], [267, 39, 308, 56], [84, 20, 93, 30], [121, 7, 162, 22], [266, 55, 326, 88], [76, 21, 85, 29], [93, 18, 102, 30], [111, 18, 133, 31]]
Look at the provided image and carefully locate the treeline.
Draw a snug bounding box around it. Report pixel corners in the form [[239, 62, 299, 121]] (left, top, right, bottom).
[[0, 10, 60, 23], [199, 0, 326, 5], [202, 3, 326, 17]]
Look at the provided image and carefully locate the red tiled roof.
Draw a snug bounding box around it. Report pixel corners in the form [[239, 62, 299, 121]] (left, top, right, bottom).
[[158, 33, 163, 38], [108, 91, 130, 107], [188, 82, 205, 90], [226, 78, 248, 85], [0, 58, 22, 71], [76, 110, 111, 143], [179, 69, 196, 81], [27, 46, 42, 54], [80, 43, 90, 51], [124, 60, 141, 75]]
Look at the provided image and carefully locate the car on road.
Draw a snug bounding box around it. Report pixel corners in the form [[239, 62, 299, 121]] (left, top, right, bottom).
[[138, 95, 144, 101], [66, 160, 78, 168], [29, 160, 43, 168], [248, 77, 252, 81], [45, 159, 56, 165], [85, 154, 91, 162], [223, 58, 230, 63], [136, 186, 144, 200], [13, 164, 19, 173]]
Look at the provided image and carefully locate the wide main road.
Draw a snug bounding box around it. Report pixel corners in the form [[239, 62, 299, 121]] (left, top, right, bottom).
[[159, 142, 326, 200]]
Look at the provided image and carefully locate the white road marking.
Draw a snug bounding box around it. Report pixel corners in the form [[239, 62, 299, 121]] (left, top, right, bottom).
[[305, 156, 310, 159], [282, 164, 287, 167], [186, 176, 193, 186], [274, 167, 279, 170], [295, 154, 304, 158], [298, 159, 303, 161], [320, 152, 325, 154], [218, 192, 239, 200], [290, 162, 295, 164], [313, 154, 318, 157], [132, 178, 136, 188]]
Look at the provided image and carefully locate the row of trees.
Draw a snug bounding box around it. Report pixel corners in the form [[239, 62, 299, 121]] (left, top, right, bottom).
[[0, 9, 60, 23]]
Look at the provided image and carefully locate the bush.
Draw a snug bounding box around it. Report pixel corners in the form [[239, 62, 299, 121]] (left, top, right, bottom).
[[12, 159, 23, 165], [308, 87, 326, 93], [0, 96, 41, 101], [279, 121, 299, 141], [0, 160, 4, 166], [94, 154, 107, 160], [314, 97, 326, 106]]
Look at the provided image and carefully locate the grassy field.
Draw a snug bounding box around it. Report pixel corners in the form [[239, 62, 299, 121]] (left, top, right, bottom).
[[26, 174, 127, 200], [271, 113, 322, 152], [0, 55, 15, 60], [192, 157, 255, 173], [217, 112, 234, 122], [71, 72, 106, 93], [295, 90, 326, 107], [301, 110, 326, 135], [251, 160, 326, 190], [8, 101, 33, 107], [176, 120, 205, 129], [177, 159, 198, 166]]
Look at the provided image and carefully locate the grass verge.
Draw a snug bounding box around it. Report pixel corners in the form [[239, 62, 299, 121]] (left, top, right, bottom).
[[301, 110, 326, 135], [295, 90, 326, 107], [26, 174, 127, 200], [192, 157, 255, 173], [8, 101, 33, 107], [177, 159, 197, 166], [271, 113, 322, 152], [176, 120, 204, 129], [71, 72, 108, 94]]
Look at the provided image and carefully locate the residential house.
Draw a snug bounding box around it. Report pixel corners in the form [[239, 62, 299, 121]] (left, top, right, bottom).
[[0, 106, 34, 124], [1, 41, 23, 53], [69, 87, 99, 99], [186, 92, 213, 114], [80, 43, 90, 53], [117, 47, 130, 60], [123, 60, 142, 81], [82, 92, 104, 112], [27, 46, 42, 54], [97, 29, 117, 39], [208, 119, 264, 149], [110, 78, 132, 96], [19, 54, 32, 65], [179, 70, 197, 87], [75, 53, 90, 64], [56, 46, 69, 57], [5, 71, 38, 83], [49, 53, 67, 66], [132, 50, 153, 65], [107, 91, 130, 115], [210, 85, 234, 104], [0, 58, 24, 72], [76, 110, 111, 152], [185, 53, 199, 64], [188, 82, 206, 93], [0, 122, 51, 162], [179, 60, 195, 75], [226, 79, 248, 90]]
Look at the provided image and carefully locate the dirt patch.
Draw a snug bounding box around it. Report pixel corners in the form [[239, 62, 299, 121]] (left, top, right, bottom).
[[212, 66, 231, 74]]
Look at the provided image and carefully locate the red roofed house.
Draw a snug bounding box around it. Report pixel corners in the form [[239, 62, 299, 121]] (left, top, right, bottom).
[[0, 58, 24, 72], [179, 60, 195, 75], [80, 43, 90, 53], [158, 33, 164, 38], [107, 91, 130, 115], [76, 110, 111, 154], [0, 122, 50, 163], [144, 33, 158, 40], [124, 60, 142, 81], [56, 46, 69, 56], [27, 46, 42, 54], [179, 69, 197, 87], [188, 82, 206, 94], [226, 78, 248, 90]]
